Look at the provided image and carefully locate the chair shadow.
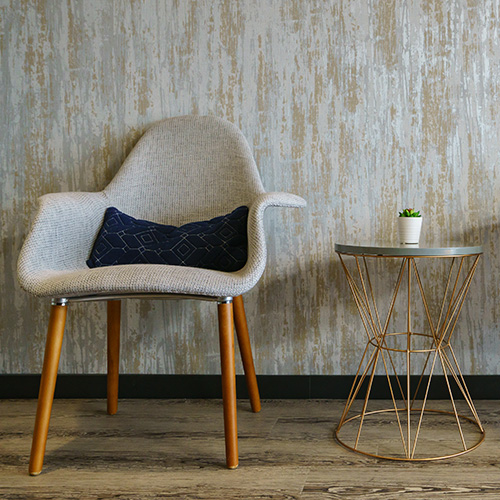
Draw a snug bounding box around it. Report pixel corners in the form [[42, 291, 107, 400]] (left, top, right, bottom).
[[39, 398, 238, 473]]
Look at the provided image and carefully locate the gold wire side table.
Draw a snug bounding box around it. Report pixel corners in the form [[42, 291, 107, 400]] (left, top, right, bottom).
[[335, 242, 484, 461]]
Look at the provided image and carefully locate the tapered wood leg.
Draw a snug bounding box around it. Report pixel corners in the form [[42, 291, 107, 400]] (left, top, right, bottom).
[[107, 300, 121, 415], [29, 304, 68, 476], [218, 299, 238, 469], [233, 295, 261, 413]]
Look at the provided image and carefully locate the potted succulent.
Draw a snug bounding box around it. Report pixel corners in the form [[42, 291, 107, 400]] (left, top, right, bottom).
[[398, 208, 422, 244]]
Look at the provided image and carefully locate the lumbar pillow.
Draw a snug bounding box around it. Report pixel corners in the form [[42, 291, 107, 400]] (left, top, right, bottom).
[[87, 206, 248, 272]]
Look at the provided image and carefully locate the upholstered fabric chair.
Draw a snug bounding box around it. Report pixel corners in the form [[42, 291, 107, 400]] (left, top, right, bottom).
[[18, 115, 306, 475]]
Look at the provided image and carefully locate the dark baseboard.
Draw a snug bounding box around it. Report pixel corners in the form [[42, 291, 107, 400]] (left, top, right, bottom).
[[0, 374, 498, 399]]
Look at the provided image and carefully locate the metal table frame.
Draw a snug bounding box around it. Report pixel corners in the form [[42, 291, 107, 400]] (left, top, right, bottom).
[[335, 242, 484, 461]]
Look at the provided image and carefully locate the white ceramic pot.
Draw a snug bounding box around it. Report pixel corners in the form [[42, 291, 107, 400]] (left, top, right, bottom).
[[398, 217, 422, 244]]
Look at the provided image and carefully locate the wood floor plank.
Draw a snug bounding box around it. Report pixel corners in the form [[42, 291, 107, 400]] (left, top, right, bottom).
[[1, 466, 310, 500], [300, 484, 500, 500]]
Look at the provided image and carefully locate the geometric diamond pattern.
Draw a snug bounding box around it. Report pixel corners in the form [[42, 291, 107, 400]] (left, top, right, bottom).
[[87, 206, 249, 272]]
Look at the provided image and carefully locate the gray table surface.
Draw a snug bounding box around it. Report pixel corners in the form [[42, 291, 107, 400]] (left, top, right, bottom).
[[334, 241, 483, 257]]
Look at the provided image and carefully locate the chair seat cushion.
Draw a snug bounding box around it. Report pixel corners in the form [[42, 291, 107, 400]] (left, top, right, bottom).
[[87, 206, 249, 272]]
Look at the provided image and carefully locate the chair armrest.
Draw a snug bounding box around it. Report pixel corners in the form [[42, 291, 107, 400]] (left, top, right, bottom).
[[238, 192, 306, 287], [251, 192, 307, 210], [18, 191, 108, 293]]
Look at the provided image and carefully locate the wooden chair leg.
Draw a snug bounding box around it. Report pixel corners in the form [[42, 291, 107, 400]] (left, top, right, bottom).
[[218, 299, 238, 469], [107, 300, 121, 415], [233, 295, 261, 413], [29, 303, 68, 476]]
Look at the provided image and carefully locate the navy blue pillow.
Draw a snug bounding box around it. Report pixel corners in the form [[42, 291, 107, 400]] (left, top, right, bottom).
[[87, 206, 249, 272]]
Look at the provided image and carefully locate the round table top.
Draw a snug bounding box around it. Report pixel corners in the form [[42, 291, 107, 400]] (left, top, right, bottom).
[[334, 241, 483, 257]]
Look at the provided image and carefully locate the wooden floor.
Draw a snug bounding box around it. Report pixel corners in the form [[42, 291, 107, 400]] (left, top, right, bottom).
[[0, 399, 499, 499]]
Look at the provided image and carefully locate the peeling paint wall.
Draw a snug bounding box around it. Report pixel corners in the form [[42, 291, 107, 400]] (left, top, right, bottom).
[[1, 1, 499, 375]]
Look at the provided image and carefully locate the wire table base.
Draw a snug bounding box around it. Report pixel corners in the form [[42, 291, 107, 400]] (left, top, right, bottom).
[[336, 250, 484, 461]]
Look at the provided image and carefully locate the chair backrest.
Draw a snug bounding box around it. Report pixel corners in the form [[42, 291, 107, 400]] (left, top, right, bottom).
[[104, 116, 265, 226]]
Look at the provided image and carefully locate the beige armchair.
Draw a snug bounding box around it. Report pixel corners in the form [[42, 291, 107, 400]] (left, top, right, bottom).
[[18, 115, 306, 475]]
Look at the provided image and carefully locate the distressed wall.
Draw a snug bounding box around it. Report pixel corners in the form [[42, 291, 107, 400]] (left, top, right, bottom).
[[1, 0, 499, 375]]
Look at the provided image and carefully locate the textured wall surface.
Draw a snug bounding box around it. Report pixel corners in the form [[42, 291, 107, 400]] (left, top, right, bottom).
[[1, 0, 499, 375]]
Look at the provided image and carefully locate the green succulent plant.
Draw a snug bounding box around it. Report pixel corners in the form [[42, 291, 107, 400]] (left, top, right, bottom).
[[398, 208, 421, 217]]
